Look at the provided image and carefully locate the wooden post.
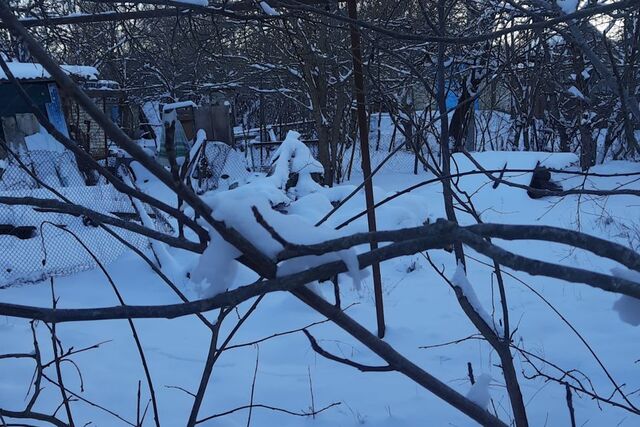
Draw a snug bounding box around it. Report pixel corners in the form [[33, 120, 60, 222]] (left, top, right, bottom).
[[346, 0, 385, 338]]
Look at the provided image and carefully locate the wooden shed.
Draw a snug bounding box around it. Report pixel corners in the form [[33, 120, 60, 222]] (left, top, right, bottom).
[[0, 60, 132, 161]]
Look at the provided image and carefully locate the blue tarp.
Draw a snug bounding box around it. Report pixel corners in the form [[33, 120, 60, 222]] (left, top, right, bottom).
[[45, 84, 70, 137]]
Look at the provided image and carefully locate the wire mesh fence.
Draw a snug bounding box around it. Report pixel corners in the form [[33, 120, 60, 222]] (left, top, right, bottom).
[[0, 125, 425, 287], [0, 150, 86, 190], [0, 151, 156, 288], [342, 144, 421, 179]]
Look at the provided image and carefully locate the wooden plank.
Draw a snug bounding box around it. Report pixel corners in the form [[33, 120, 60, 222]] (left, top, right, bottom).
[[1, 116, 26, 152]]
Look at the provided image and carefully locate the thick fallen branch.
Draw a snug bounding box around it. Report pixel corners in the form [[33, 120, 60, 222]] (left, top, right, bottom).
[[461, 150, 640, 197], [466, 223, 640, 271]]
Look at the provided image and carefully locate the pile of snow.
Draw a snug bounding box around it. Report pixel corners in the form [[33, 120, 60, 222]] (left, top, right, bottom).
[[267, 130, 324, 197], [189, 132, 435, 298], [192, 190, 363, 296], [24, 126, 66, 153], [191, 132, 364, 297]]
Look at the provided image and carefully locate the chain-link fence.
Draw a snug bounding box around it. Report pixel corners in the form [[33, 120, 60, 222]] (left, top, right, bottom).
[[0, 151, 159, 288], [0, 122, 424, 287], [191, 141, 251, 192], [342, 143, 421, 179], [0, 150, 86, 191]]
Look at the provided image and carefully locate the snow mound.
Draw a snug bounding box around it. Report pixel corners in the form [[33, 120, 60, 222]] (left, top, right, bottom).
[[192, 131, 363, 295], [267, 130, 323, 198]]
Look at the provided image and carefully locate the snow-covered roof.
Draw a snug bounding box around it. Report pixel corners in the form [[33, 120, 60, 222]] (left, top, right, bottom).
[[173, 0, 208, 5], [83, 80, 121, 91], [162, 100, 197, 111], [0, 61, 99, 81]]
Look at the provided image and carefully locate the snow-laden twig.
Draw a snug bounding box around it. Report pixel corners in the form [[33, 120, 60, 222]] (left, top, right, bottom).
[[451, 264, 503, 336]]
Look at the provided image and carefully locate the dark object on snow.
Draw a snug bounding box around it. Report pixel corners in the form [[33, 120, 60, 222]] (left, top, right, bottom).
[[0, 224, 36, 239], [82, 215, 98, 227], [492, 163, 507, 189], [282, 171, 323, 192], [528, 163, 562, 199]]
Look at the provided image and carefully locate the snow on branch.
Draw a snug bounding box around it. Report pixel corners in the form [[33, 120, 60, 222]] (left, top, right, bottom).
[[451, 264, 503, 336], [611, 267, 640, 326]]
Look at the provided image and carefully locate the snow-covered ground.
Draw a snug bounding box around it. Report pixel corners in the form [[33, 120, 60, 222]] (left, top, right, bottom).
[[1, 148, 639, 426]]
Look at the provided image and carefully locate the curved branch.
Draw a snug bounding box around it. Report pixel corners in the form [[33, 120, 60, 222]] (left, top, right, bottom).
[[0, 196, 204, 253], [2, 222, 639, 322]]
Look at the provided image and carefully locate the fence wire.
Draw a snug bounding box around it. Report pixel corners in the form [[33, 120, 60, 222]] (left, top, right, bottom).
[[0, 151, 157, 288], [0, 129, 424, 287]]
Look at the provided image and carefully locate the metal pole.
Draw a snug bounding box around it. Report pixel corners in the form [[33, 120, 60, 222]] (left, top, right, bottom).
[[346, 0, 385, 338]]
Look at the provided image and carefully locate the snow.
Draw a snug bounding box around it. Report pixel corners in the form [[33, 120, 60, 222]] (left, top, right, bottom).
[[189, 128, 207, 163], [0, 61, 99, 81], [191, 131, 366, 293], [259, 1, 280, 16], [162, 100, 197, 112], [124, 174, 185, 285], [191, 228, 240, 297], [567, 85, 585, 99], [173, 0, 208, 5], [451, 263, 502, 335], [611, 267, 640, 326], [466, 374, 493, 408], [56, 152, 85, 186], [23, 125, 66, 153], [1, 128, 640, 426], [557, 0, 578, 14], [267, 130, 324, 195], [203, 173, 361, 283]]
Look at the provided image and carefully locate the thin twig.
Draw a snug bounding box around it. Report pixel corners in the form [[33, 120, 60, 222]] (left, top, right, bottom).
[[246, 345, 260, 427]]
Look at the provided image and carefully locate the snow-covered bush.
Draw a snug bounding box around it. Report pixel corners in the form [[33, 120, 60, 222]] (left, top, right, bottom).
[[266, 130, 324, 198]]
